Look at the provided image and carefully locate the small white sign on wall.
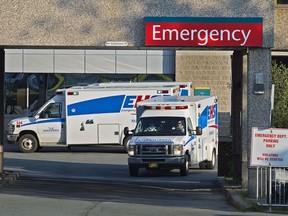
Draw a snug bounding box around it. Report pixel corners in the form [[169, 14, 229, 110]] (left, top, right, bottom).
[[250, 127, 288, 167]]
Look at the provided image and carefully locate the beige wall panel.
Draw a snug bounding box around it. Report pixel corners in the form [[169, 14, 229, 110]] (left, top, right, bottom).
[[24, 54, 53, 73], [116, 55, 146, 74], [5, 53, 22, 73], [54, 51, 85, 73], [86, 55, 116, 73]]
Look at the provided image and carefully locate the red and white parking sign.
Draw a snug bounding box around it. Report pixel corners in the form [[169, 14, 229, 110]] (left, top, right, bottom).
[[250, 128, 288, 167], [145, 17, 263, 47]]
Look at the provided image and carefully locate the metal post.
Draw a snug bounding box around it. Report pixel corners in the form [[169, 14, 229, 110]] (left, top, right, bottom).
[[0, 145, 3, 174], [269, 165, 272, 212], [0, 49, 5, 174], [26, 79, 29, 115], [256, 166, 259, 201]]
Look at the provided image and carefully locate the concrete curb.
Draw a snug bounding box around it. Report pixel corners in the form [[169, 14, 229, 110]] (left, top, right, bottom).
[[217, 177, 252, 210]]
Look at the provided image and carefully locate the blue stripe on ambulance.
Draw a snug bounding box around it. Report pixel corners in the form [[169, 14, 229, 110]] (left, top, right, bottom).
[[198, 104, 218, 129], [184, 135, 196, 146], [21, 118, 65, 127], [67, 95, 124, 116], [184, 104, 218, 149]]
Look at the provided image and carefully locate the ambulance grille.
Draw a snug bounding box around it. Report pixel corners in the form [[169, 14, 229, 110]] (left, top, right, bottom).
[[136, 144, 172, 155]]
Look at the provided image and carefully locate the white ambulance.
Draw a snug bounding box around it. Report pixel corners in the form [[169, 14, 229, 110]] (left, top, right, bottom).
[[126, 96, 218, 176], [7, 85, 181, 153]]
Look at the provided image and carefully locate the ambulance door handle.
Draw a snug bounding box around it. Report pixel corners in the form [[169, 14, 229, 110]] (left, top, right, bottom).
[[114, 132, 119, 135]]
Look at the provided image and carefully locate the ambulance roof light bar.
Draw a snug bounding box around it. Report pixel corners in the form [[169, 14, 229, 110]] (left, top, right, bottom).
[[143, 105, 188, 110], [67, 91, 79, 96], [157, 89, 169, 94], [179, 84, 187, 88]]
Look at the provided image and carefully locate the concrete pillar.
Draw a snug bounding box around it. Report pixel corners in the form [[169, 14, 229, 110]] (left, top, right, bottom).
[[246, 48, 272, 197], [242, 54, 248, 189], [231, 51, 243, 184]]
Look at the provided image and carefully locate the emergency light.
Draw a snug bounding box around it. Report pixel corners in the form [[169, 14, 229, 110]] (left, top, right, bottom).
[[67, 91, 79, 96], [157, 90, 169, 94], [143, 105, 188, 110], [179, 84, 187, 88]]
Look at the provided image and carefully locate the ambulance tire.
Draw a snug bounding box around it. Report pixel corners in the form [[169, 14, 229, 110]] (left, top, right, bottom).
[[129, 165, 139, 177], [18, 134, 39, 153], [123, 135, 132, 151], [180, 155, 189, 176], [207, 150, 216, 169], [199, 161, 206, 169]]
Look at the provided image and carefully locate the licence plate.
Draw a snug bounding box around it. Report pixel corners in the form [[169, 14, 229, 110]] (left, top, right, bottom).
[[149, 162, 158, 168]]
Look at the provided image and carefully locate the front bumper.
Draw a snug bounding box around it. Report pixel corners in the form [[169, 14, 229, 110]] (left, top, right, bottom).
[[7, 134, 18, 143], [128, 156, 185, 169]]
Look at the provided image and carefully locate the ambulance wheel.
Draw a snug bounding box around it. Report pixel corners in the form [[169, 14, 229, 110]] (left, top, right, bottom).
[[129, 165, 139, 177], [123, 135, 132, 151], [18, 134, 39, 153], [207, 150, 216, 169], [180, 155, 189, 176], [199, 161, 206, 169]]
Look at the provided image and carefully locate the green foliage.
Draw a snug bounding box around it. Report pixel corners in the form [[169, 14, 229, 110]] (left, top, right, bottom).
[[272, 61, 288, 128]]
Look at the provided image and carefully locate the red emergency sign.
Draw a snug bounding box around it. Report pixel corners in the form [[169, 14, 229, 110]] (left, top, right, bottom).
[[145, 17, 263, 47]]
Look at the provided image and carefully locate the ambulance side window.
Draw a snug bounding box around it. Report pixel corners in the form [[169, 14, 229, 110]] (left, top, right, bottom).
[[51, 102, 62, 118], [41, 102, 62, 118], [187, 118, 193, 134]]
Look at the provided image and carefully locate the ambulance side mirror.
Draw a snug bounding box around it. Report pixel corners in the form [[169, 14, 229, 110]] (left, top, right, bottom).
[[195, 126, 202, 135], [124, 127, 130, 136]]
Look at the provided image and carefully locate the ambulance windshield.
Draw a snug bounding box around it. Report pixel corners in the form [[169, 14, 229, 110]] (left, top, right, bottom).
[[134, 117, 186, 136]]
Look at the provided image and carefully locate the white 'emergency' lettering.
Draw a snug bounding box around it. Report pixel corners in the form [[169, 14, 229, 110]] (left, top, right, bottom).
[[152, 25, 252, 46]]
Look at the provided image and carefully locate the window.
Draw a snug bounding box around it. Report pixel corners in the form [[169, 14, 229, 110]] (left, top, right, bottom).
[[134, 117, 186, 136], [187, 118, 193, 132], [272, 56, 288, 67], [41, 102, 62, 118], [5, 73, 174, 116], [275, 0, 288, 6], [5, 73, 64, 115]]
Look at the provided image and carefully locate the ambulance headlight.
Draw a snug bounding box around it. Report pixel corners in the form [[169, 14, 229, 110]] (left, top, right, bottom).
[[128, 145, 135, 156], [173, 144, 183, 156], [8, 124, 15, 134]]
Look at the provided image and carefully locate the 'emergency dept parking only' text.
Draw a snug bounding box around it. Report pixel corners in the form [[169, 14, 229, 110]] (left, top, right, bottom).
[[250, 127, 288, 167], [145, 17, 263, 47]]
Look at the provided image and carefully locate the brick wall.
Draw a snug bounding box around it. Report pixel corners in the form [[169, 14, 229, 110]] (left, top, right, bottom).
[[175, 51, 232, 138]]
